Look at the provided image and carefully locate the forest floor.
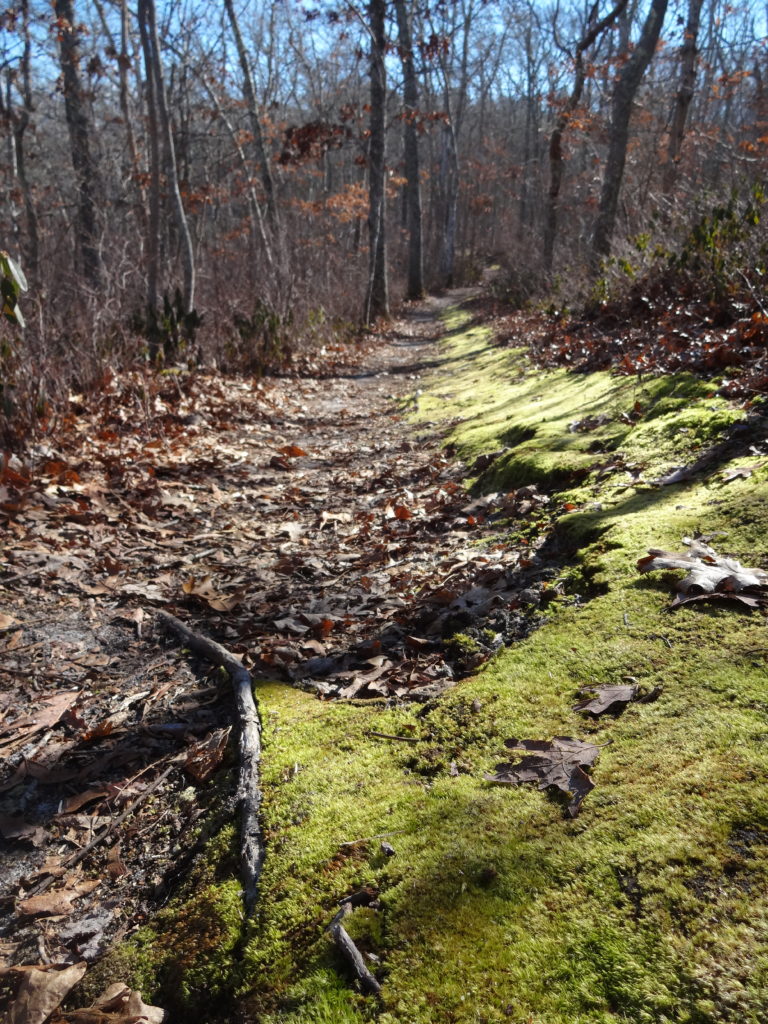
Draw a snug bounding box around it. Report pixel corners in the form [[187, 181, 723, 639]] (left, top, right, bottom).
[[2, 289, 768, 1024]]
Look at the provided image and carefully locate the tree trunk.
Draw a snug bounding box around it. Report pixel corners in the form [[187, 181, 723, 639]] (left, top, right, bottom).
[[4, 0, 40, 288], [223, 0, 280, 239], [590, 0, 669, 270], [54, 0, 103, 291], [394, 0, 424, 300], [137, 0, 161, 348], [543, 0, 628, 275], [662, 0, 704, 194], [438, 123, 459, 288], [138, 0, 196, 317], [364, 0, 390, 323]]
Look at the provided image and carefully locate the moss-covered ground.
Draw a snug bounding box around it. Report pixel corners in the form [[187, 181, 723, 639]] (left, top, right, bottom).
[[94, 304, 768, 1023]]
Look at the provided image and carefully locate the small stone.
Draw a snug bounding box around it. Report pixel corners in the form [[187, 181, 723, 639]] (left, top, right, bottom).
[[380, 841, 396, 857]]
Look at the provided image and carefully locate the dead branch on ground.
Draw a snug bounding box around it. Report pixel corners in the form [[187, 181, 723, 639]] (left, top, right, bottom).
[[328, 894, 382, 996], [156, 609, 263, 916]]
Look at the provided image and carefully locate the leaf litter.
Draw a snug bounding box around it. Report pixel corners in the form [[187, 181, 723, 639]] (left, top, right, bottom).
[[0, 298, 565, 1003]]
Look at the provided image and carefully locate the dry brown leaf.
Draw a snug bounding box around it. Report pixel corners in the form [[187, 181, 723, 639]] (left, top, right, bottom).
[[106, 843, 129, 880], [638, 538, 768, 609], [184, 727, 231, 782], [52, 981, 165, 1023], [485, 736, 606, 817], [17, 879, 101, 918], [573, 684, 638, 716], [0, 691, 80, 754], [0, 814, 47, 847], [2, 961, 87, 1024], [59, 789, 109, 815], [182, 575, 245, 612], [722, 463, 763, 482]]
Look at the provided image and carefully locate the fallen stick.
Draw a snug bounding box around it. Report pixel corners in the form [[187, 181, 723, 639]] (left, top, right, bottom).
[[328, 899, 381, 996], [156, 609, 264, 917]]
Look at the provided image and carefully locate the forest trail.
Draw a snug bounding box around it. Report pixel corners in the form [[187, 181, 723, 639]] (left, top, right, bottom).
[[4, 290, 768, 1024], [2, 289, 528, 984]]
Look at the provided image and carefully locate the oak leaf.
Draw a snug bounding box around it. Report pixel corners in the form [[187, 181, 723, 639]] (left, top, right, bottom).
[[485, 736, 606, 816], [638, 538, 768, 609]]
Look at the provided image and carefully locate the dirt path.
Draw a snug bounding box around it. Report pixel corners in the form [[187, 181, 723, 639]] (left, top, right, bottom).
[[1, 291, 545, 991]]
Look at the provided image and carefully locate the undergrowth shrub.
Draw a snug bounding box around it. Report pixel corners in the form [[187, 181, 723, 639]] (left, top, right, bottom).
[[589, 183, 767, 317]]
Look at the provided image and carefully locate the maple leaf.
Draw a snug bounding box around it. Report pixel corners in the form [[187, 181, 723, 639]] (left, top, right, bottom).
[[638, 538, 768, 609], [485, 736, 606, 816]]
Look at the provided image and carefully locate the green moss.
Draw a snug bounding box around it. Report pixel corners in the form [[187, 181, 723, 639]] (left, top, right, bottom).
[[415, 310, 741, 499], [446, 632, 482, 657]]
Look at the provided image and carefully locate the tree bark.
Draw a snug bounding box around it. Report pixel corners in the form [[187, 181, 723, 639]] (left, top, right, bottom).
[[364, 0, 390, 323], [543, 0, 628, 275], [394, 0, 424, 300], [137, 0, 161, 347], [138, 0, 196, 317], [590, 0, 668, 270], [223, 0, 280, 239], [54, 0, 104, 291], [662, 0, 704, 194], [3, 0, 40, 288]]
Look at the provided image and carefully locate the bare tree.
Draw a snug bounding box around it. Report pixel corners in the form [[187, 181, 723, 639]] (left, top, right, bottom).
[[543, 0, 628, 275], [662, 0, 705, 194], [395, 0, 424, 299], [590, 0, 669, 269], [137, 0, 195, 324], [54, 0, 104, 290], [364, 0, 389, 322], [1, 0, 40, 287], [223, 0, 281, 239]]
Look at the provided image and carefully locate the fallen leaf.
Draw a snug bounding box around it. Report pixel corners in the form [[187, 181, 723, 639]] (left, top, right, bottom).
[[2, 961, 87, 1024], [74, 981, 166, 1023], [722, 463, 763, 482], [654, 465, 695, 486], [119, 581, 167, 602], [0, 814, 47, 847], [106, 843, 129, 879], [277, 521, 304, 542], [278, 444, 308, 457], [17, 880, 101, 918], [638, 538, 768, 609], [485, 736, 606, 816], [184, 727, 231, 781], [573, 684, 638, 716], [0, 691, 80, 754], [182, 575, 245, 612], [59, 789, 109, 815]]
